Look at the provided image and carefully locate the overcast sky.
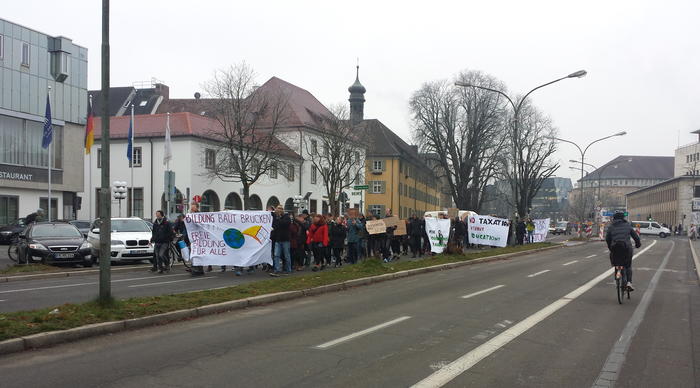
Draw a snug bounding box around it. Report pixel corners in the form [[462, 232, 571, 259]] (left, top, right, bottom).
[[5, 0, 700, 183]]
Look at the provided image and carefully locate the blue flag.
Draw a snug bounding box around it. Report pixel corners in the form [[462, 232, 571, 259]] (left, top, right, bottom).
[[41, 94, 52, 149], [127, 119, 133, 161]]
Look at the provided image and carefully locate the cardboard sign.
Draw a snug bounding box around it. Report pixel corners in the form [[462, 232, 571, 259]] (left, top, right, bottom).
[[447, 207, 459, 218], [394, 220, 407, 236], [366, 219, 387, 235], [383, 216, 399, 228]]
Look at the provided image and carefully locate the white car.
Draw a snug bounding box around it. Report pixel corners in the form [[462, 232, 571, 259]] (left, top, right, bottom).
[[628, 221, 671, 238], [87, 218, 154, 262]]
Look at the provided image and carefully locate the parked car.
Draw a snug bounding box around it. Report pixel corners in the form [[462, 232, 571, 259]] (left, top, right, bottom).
[[629, 221, 671, 238], [87, 218, 154, 263], [0, 218, 26, 244], [552, 221, 568, 235], [16, 222, 92, 266], [68, 220, 92, 237]]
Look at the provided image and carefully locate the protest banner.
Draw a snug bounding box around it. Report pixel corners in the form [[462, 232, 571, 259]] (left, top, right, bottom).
[[394, 220, 407, 236], [425, 217, 451, 253], [383, 216, 399, 228], [467, 215, 510, 247], [366, 219, 387, 235], [185, 210, 274, 267], [532, 218, 550, 243], [447, 207, 459, 218]]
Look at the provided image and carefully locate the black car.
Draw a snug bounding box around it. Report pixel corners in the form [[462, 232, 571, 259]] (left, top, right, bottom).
[[0, 218, 26, 244], [17, 222, 93, 266], [67, 220, 92, 237]]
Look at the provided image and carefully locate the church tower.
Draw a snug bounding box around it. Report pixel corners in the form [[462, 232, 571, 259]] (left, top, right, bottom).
[[348, 65, 366, 125]]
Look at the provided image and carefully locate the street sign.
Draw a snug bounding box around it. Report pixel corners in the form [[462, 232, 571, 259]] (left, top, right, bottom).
[[353, 185, 369, 190]]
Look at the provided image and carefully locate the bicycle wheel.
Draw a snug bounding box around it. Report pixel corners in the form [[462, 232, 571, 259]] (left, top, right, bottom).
[[8, 243, 19, 263], [168, 244, 178, 269], [615, 271, 623, 305]]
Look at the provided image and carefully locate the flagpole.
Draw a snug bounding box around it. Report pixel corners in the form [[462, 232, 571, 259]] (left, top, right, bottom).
[[130, 104, 134, 218], [88, 95, 93, 221], [166, 112, 170, 219], [47, 86, 52, 222]]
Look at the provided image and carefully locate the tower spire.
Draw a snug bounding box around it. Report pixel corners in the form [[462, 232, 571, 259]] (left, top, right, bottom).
[[348, 61, 366, 125]]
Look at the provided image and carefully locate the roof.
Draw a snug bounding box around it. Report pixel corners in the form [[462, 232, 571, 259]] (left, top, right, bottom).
[[156, 98, 218, 117], [89, 84, 168, 116], [252, 77, 334, 129], [89, 87, 135, 117], [359, 119, 430, 169], [92, 112, 301, 160], [580, 155, 674, 181]]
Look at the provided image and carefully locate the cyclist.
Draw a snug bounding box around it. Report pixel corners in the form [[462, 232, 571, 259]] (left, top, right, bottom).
[[605, 211, 641, 291]]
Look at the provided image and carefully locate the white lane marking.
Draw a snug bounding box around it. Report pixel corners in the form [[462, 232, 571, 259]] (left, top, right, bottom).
[[0, 299, 6, 302], [563, 260, 579, 266], [527, 270, 551, 278], [586, 254, 597, 258], [460, 285, 505, 299], [411, 240, 658, 388], [0, 282, 97, 294], [127, 276, 217, 288], [592, 241, 674, 387], [314, 316, 412, 349]]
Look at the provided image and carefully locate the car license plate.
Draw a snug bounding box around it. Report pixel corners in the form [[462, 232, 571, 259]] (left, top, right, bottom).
[[55, 253, 74, 259], [132, 250, 147, 254]]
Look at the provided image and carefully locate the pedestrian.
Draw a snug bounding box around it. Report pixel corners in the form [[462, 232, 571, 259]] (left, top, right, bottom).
[[291, 214, 307, 271], [150, 210, 174, 274], [516, 219, 526, 245], [24, 208, 44, 225], [346, 213, 363, 264], [270, 205, 292, 276], [307, 214, 330, 271], [330, 216, 347, 267], [188, 203, 206, 276], [453, 216, 466, 251], [409, 215, 423, 258], [400, 221, 410, 256]]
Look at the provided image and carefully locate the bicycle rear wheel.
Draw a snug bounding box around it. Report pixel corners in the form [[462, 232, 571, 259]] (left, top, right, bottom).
[[8, 243, 19, 263], [615, 273, 623, 304]]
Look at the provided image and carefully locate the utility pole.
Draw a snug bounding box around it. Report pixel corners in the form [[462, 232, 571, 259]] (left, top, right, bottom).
[[99, 0, 111, 302]]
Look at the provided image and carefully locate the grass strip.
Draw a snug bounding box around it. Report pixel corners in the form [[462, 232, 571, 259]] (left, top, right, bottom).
[[0, 242, 553, 341], [0, 264, 62, 275]]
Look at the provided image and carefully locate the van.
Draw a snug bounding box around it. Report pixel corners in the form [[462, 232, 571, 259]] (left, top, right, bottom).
[[629, 221, 670, 238], [423, 210, 478, 220]]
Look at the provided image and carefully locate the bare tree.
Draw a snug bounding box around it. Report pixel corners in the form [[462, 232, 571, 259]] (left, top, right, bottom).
[[202, 62, 290, 209], [410, 71, 508, 211], [500, 100, 560, 217], [303, 104, 367, 216]]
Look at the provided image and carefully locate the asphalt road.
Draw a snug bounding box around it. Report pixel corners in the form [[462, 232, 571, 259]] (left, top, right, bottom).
[[2, 236, 697, 387], [0, 235, 573, 313]]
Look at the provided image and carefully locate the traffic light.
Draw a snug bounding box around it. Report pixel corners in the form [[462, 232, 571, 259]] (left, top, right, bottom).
[[647, 214, 652, 221]]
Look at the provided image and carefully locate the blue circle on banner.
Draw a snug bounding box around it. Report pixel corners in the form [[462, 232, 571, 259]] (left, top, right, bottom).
[[223, 228, 245, 249]]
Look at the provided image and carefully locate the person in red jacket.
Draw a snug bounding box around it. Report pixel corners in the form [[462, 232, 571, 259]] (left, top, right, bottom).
[[307, 214, 330, 271]]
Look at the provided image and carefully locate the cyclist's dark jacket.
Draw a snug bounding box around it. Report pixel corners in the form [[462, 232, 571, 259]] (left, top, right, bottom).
[[151, 218, 174, 244], [605, 219, 641, 266]]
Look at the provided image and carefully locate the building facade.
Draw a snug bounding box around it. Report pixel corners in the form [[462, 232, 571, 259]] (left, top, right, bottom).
[[481, 177, 572, 220], [626, 176, 694, 227], [0, 18, 87, 224]]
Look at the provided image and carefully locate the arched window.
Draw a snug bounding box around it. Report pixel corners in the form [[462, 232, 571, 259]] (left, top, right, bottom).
[[266, 196, 280, 210], [224, 192, 242, 210], [284, 198, 295, 213], [248, 194, 262, 210], [200, 190, 220, 212]]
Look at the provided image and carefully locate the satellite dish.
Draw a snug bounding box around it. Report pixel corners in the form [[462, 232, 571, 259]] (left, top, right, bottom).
[[194, 92, 201, 100]]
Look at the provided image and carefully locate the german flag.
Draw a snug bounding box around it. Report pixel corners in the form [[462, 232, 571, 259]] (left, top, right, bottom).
[[84, 97, 94, 154]]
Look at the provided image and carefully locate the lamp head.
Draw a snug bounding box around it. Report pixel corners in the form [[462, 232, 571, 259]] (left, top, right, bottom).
[[614, 131, 627, 136], [567, 70, 587, 78]]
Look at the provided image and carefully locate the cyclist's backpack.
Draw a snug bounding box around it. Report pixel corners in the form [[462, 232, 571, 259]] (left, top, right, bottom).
[[611, 240, 628, 256]]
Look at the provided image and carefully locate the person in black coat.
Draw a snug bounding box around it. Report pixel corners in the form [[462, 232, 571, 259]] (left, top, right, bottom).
[[329, 216, 347, 267], [150, 210, 174, 273], [516, 219, 526, 245], [606, 212, 642, 291]]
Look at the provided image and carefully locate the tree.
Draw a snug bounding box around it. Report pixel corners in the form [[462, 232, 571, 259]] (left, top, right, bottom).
[[410, 71, 509, 211], [303, 104, 367, 216], [501, 100, 560, 217], [202, 62, 291, 209]]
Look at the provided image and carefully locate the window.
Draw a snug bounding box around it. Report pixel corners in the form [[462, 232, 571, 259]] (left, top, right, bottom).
[[354, 151, 360, 163], [355, 172, 363, 185], [372, 160, 383, 171], [0, 35, 4, 60], [323, 144, 329, 157], [127, 188, 144, 218], [25, 121, 62, 168], [287, 164, 295, 181], [39, 197, 58, 221], [205, 149, 216, 169], [310, 199, 318, 214], [21, 43, 30, 67], [97, 148, 102, 168], [129, 147, 142, 167], [0, 195, 19, 226], [269, 163, 278, 179], [369, 204, 384, 217], [311, 139, 318, 154], [311, 166, 317, 184], [371, 180, 384, 194]]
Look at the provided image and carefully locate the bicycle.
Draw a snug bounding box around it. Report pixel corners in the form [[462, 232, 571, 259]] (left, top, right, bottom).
[[168, 234, 192, 270], [614, 265, 631, 304], [7, 234, 20, 263]]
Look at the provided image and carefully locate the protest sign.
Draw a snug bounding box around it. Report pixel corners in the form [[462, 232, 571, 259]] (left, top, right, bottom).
[[532, 218, 550, 243], [447, 208, 459, 218], [185, 211, 273, 267], [394, 220, 407, 235], [425, 217, 451, 253], [366, 219, 387, 235], [467, 215, 510, 247], [383, 216, 399, 228]]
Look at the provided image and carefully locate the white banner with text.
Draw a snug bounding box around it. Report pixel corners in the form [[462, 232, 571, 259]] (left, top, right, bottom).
[[467, 215, 510, 247]]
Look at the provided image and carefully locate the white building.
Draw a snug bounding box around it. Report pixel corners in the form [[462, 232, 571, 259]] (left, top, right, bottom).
[[78, 77, 364, 221]]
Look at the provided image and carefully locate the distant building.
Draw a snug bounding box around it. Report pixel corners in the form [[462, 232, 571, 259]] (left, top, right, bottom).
[[481, 177, 572, 220], [0, 18, 87, 224]]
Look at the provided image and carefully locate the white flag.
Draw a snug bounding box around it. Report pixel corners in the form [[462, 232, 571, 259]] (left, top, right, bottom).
[[163, 112, 172, 166]]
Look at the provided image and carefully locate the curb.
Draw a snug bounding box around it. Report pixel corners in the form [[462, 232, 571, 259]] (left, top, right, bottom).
[[687, 239, 700, 284], [0, 244, 563, 355], [0, 263, 180, 283]]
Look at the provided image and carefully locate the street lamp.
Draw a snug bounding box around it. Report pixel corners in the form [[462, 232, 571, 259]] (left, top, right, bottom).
[[455, 69, 586, 244]]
